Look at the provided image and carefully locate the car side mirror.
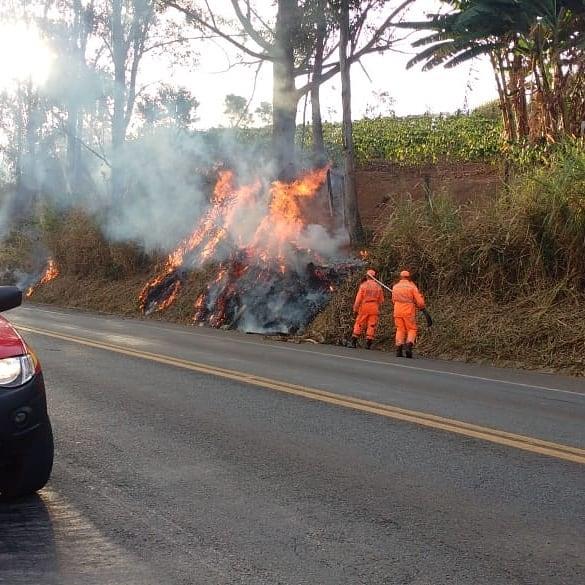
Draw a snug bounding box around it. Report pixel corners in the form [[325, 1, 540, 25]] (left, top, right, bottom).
[[0, 286, 23, 313]]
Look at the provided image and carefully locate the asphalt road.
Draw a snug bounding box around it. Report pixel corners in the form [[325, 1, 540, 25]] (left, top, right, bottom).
[[1, 304, 584, 585]]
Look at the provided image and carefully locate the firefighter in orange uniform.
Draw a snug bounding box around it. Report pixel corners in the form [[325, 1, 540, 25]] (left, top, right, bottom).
[[392, 270, 432, 358], [350, 269, 384, 349]]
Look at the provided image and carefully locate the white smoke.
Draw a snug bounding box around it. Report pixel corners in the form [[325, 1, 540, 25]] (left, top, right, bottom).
[[297, 224, 349, 258]]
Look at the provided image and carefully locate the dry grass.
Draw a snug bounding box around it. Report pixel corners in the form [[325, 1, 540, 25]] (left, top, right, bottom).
[[45, 209, 151, 279], [31, 267, 217, 325], [31, 275, 147, 315], [310, 146, 585, 376], [0, 223, 39, 277], [19, 148, 585, 376]]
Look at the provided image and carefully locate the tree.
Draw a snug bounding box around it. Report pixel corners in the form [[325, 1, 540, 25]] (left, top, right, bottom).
[[89, 0, 195, 197], [337, 0, 364, 245], [138, 85, 199, 129], [309, 0, 328, 161], [224, 93, 253, 127], [39, 0, 102, 196], [364, 90, 395, 118], [401, 0, 585, 142], [255, 101, 273, 126], [164, 0, 415, 178], [110, 0, 157, 198]]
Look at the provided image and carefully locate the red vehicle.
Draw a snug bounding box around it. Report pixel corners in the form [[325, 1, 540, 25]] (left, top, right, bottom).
[[0, 286, 53, 498]]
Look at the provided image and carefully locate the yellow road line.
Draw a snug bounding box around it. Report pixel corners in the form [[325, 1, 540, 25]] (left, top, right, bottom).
[[19, 324, 585, 466]]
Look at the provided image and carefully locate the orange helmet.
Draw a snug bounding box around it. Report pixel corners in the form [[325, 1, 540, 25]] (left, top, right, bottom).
[[366, 269, 376, 278], [400, 270, 411, 278]]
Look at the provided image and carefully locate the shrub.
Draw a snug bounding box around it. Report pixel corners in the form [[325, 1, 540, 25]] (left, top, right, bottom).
[[45, 210, 150, 279], [371, 144, 585, 297]]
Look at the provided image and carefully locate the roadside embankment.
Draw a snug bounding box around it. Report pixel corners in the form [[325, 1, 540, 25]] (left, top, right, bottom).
[[310, 145, 585, 375], [9, 145, 585, 376]]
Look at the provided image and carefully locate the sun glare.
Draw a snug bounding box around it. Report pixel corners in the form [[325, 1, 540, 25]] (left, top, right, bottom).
[[0, 21, 54, 90]]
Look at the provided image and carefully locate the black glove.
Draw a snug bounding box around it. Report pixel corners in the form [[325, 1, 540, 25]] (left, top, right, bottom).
[[421, 308, 433, 327]]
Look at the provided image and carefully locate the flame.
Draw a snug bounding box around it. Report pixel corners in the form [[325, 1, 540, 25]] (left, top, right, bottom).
[[140, 166, 330, 316], [252, 167, 329, 257], [359, 250, 369, 260], [26, 259, 60, 298]]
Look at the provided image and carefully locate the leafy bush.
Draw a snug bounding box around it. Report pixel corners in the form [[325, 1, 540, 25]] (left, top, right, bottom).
[[341, 115, 503, 165], [216, 114, 505, 166]]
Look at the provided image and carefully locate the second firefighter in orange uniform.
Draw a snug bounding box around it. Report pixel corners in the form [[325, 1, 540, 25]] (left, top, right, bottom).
[[392, 270, 431, 358]]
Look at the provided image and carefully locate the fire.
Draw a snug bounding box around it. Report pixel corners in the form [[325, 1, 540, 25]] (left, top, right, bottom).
[[359, 250, 369, 260], [140, 167, 329, 314], [251, 168, 329, 257], [26, 259, 60, 298], [138, 171, 262, 314], [139, 165, 359, 333]]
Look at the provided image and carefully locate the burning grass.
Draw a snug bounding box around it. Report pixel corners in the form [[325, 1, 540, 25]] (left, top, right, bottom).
[[139, 166, 360, 334], [26, 258, 59, 297], [12, 148, 585, 375]]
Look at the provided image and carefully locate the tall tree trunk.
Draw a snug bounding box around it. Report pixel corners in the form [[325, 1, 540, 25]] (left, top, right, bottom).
[[553, 52, 569, 138], [14, 86, 25, 190], [311, 3, 326, 163], [16, 84, 42, 218], [272, 0, 299, 180], [111, 0, 126, 199], [66, 0, 91, 195], [496, 51, 517, 143], [535, 47, 556, 140], [490, 53, 513, 142], [66, 104, 81, 194], [339, 0, 363, 245], [512, 53, 529, 140]]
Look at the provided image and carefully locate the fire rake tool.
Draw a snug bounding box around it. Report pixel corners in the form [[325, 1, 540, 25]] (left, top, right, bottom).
[[366, 273, 433, 327], [366, 273, 393, 292]]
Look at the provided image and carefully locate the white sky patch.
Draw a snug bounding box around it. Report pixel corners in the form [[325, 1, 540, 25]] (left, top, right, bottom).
[[163, 0, 498, 128], [0, 20, 55, 91]]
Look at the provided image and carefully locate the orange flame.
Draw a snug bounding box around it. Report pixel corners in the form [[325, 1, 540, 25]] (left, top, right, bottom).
[[26, 259, 60, 298], [140, 166, 330, 314], [251, 167, 329, 256]]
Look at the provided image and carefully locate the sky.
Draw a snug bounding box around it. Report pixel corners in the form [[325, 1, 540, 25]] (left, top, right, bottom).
[[0, 0, 498, 129]]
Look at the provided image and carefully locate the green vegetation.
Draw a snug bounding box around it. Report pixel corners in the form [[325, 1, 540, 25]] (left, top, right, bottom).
[[212, 113, 578, 169], [403, 0, 585, 144], [203, 114, 505, 167], [370, 144, 585, 296], [322, 115, 503, 165]]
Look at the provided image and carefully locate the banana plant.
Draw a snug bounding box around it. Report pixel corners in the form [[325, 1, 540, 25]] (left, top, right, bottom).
[[398, 0, 585, 143]]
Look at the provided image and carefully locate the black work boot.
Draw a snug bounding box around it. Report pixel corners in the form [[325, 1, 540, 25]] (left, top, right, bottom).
[[349, 336, 358, 348], [395, 345, 403, 358], [405, 343, 414, 359], [366, 339, 373, 350]]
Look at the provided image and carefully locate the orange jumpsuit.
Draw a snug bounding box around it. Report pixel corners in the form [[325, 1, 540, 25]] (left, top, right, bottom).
[[352, 280, 384, 341], [392, 278, 425, 345]]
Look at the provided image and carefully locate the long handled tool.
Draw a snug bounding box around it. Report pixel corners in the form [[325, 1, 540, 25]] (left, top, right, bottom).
[[366, 273, 393, 292], [366, 273, 433, 327]]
